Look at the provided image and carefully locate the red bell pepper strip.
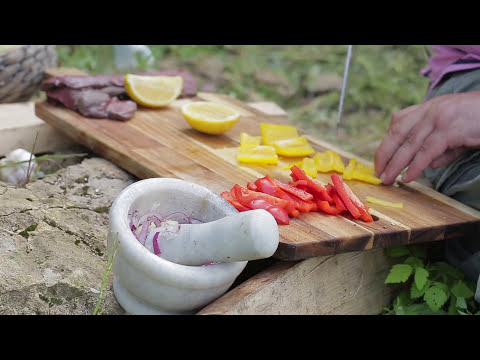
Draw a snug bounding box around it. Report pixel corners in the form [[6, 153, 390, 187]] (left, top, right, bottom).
[[232, 184, 290, 210], [330, 190, 347, 212], [317, 200, 345, 215], [288, 194, 318, 213], [220, 191, 251, 212], [231, 184, 291, 224], [248, 199, 290, 225], [247, 181, 258, 191], [290, 208, 301, 217], [327, 186, 347, 212], [331, 174, 373, 222], [331, 174, 361, 219], [254, 176, 297, 215], [272, 178, 314, 202], [290, 165, 334, 204], [325, 183, 335, 196]]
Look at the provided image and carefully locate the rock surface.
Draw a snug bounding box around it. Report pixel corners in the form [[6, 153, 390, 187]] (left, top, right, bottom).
[[0, 157, 136, 315]]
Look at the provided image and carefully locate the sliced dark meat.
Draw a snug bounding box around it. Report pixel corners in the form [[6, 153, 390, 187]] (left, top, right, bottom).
[[47, 87, 136, 121], [99, 86, 127, 97], [41, 75, 125, 91], [77, 90, 110, 118], [77, 90, 136, 121], [46, 88, 82, 110], [105, 97, 137, 121]]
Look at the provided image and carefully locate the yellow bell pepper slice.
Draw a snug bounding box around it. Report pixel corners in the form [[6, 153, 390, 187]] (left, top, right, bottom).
[[260, 123, 298, 146], [237, 145, 278, 165], [301, 157, 317, 178], [314, 151, 335, 173], [327, 150, 345, 173], [354, 172, 382, 185], [273, 137, 315, 157], [366, 196, 403, 209], [352, 161, 382, 184], [240, 132, 262, 148], [343, 158, 356, 180]]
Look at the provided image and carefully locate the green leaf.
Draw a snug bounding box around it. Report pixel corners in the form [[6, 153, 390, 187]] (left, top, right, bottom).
[[451, 280, 475, 299], [405, 256, 424, 270], [414, 267, 429, 290], [429, 262, 465, 280], [448, 298, 460, 315], [456, 296, 468, 309], [434, 281, 449, 293], [424, 284, 448, 311], [385, 264, 413, 284], [385, 245, 410, 258], [411, 279, 431, 299]]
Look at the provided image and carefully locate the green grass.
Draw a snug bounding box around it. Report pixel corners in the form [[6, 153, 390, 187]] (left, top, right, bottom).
[[56, 45, 430, 160]]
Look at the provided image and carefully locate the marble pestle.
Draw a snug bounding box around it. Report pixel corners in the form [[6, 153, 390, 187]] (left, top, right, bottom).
[[144, 209, 279, 266]]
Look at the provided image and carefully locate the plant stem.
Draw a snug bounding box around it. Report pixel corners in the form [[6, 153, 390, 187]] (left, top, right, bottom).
[[93, 235, 119, 315], [25, 132, 39, 184]]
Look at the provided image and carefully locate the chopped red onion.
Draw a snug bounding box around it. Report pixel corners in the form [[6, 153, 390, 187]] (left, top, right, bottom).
[[152, 232, 161, 255], [138, 220, 149, 245]]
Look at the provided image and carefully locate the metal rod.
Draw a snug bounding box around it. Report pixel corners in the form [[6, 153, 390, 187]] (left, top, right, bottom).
[[336, 45, 353, 128]]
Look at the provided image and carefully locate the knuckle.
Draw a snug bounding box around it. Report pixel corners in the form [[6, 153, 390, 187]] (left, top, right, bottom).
[[389, 116, 405, 138], [404, 132, 416, 146]]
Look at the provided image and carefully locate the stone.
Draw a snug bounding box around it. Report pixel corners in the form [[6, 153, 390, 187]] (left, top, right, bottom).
[[0, 157, 136, 315]]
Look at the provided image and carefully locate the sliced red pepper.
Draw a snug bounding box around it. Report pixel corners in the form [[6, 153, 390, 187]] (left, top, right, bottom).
[[325, 183, 335, 196], [331, 174, 373, 222], [330, 189, 347, 212], [331, 174, 361, 219], [290, 208, 301, 217], [247, 181, 258, 191], [220, 191, 250, 212], [232, 184, 290, 210], [248, 199, 290, 225], [290, 165, 334, 204], [289, 194, 318, 213], [290, 179, 308, 187], [272, 178, 314, 202], [341, 182, 373, 222], [317, 200, 345, 215], [254, 176, 297, 215]]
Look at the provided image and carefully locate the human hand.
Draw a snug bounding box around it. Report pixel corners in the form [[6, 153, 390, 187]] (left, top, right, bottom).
[[374, 90, 480, 184]]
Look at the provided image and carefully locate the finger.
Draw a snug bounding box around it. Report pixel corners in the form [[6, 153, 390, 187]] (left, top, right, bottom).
[[401, 133, 448, 182], [374, 103, 426, 177], [429, 147, 468, 169], [378, 120, 434, 184]]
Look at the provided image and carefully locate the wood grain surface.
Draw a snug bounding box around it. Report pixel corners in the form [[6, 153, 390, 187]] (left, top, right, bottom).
[[35, 92, 480, 260]]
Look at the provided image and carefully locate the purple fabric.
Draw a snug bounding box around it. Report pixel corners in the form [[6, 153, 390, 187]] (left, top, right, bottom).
[[421, 45, 480, 91]]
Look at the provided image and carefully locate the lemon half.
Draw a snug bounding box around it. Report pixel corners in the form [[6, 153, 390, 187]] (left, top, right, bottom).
[[124, 74, 183, 107], [181, 101, 240, 135]]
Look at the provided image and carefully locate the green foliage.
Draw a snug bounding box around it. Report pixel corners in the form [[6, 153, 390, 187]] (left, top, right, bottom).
[[383, 244, 479, 315], [93, 233, 119, 315], [385, 264, 413, 283]]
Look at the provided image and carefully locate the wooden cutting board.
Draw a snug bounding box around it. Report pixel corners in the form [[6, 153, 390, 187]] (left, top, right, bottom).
[[34, 92, 480, 260]]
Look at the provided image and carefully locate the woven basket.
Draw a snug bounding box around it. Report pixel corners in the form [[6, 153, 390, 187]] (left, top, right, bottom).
[[0, 45, 57, 103]]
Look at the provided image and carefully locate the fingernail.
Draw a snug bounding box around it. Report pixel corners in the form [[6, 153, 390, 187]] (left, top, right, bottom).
[[380, 173, 386, 183]]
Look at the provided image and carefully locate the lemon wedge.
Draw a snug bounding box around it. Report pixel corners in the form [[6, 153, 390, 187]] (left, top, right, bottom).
[[124, 74, 183, 107], [181, 101, 240, 135]]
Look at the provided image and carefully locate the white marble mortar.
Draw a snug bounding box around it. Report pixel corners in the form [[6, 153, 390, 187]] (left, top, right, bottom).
[[107, 178, 278, 315]]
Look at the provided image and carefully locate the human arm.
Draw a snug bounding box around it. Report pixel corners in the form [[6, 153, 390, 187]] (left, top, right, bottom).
[[374, 90, 480, 184]]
